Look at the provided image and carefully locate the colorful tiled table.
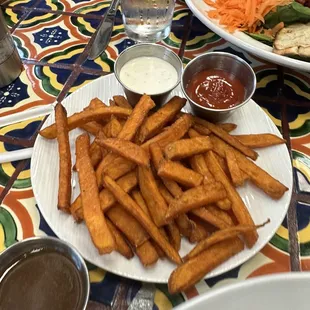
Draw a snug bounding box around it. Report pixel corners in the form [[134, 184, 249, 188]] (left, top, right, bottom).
[[0, 0, 309, 309]]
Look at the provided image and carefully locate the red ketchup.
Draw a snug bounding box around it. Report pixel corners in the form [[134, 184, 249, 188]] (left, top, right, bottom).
[[186, 69, 245, 109]]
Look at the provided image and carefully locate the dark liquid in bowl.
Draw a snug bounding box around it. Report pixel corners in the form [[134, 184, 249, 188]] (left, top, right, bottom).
[[0, 250, 82, 310], [186, 69, 245, 109]]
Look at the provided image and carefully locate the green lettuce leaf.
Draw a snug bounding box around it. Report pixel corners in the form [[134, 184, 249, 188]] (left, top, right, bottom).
[[265, 1, 310, 29], [245, 32, 274, 46]]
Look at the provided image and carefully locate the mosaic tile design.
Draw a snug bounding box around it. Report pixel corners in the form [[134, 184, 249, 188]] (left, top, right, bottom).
[[0, 0, 309, 309]]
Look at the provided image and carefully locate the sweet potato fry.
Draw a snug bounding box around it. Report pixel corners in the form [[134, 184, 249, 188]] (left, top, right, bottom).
[[225, 148, 244, 187], [107, 205, 149, 248], [138, 166, 169, 227], [100, 171, 138, 213], [157, 181, 194, 238], [149, 142, 165, 170], [141, 114, 193, 151], [195, 118, 258, 160], [135, 241, 159, 266], [109, 99, 116, 106], [166, 182, 227, 221], [217, 123, 237, 132], [233, 134, 286, 148], [71, 170, 138, 220], [188, 217, 209, 244], [168, 238, 244, 294], [158, 160, 203, 188], [87, 97, 107, 109], [75, 133, 115, 254], [113, 95, 132, 109], [210, 135, 288, 199], [80, 121, 104, 136], [206, 205, 234, 226], [137, 96, 186, 143], [164, 136, 213, 160], [55, 103, 71, 213], [165, 222, 181, 251], [131, 189, 152, 220], [205, 151, 258, 248], [106, 219, 134, 259], [103, 175, 182, 264], [102, 116, 123, 138], [191, 207, 231, 230], [40, 106, 132, 139], [185, 221, 269, 261], [95, 95, 154, 185], [215, 198, 232, 211], [192, 124, 211, 136], [97, 138, 150, 167]]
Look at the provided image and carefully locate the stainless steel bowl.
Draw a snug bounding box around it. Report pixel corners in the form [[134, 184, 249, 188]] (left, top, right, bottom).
[[114, 43, 183, 107], [181, 52, 256, 121], [0, 236, 89, 310]]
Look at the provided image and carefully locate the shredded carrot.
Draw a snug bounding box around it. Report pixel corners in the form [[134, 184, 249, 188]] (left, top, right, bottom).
[[204, 0, 292, 33]]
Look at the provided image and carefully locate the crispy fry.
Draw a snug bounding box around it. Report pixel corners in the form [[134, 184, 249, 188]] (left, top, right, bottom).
[[103, 175, 182, 264], [135, 241, 159, 266], [185, 221, 269, 261], [187, 131, 232, 211], [109, 99, 116, 106], [192, 124, 211, 136], [164, 136, 213, 160], [188, 217, 209, 244], [55, 103, 71, 212], [141, 114, 193, 151], [107, 205, 149, 248], [205, 151, 258, 248], [149, 142, 165, 171], [168, 238, 244, 294], [113, 95, 132, 109], [194, 118, 258, 160], [165, 221, 181, 251], [88, 97, 107, 109], [80, 121, 104, 136], [225, 148, 245, 187], [206, 205, 234, 226], [166, 182, 227, 221], [213, 152, 230, 176], [152, 241, 165, 258], [191, 207, 231, 230], [100, 171, 138, 212], [210, 135, 288, 199], [233, 134, 286, 148], [40, 106, 132, 139], [132, 189, 152, 220], [72, 171, 138, 220], [157, 181, 194, 238], [138, 166, 169, 227], [217, 123, 237, 132], [95, 95, 155, 186], [137, 96, 186, 143], [97, 138, 150, 167], [75, 133, 115, 254], [102, 116, 123, 138], [158, 160, 203, 188], [71, 196, 83, 222], [106, 219, 134, 259]]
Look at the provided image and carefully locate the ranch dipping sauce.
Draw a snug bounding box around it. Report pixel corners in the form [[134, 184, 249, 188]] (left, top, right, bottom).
[[119, 56, 178, 95]]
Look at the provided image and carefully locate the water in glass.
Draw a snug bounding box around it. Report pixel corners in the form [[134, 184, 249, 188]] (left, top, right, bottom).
[[121, 0, 175, 43]]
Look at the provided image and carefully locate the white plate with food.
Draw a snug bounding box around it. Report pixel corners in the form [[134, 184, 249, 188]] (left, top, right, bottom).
[[175, 273, 310, 310], [186, 0, 310, 72], [31, 73, 292, 287]]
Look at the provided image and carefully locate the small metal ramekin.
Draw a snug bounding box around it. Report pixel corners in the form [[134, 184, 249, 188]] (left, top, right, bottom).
[[114, 43, 183, 107], [0, 236, 89, 310], [181, 52, 256, 121]]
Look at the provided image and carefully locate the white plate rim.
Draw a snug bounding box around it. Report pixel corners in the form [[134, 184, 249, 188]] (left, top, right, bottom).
[[185, 0, 310, 73], [174, 272, 310, 309], [31, 73, 293, 283]]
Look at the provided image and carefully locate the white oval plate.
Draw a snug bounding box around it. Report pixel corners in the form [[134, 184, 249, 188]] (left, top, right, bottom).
[[175, 272, 310, 310], [31, 73, 293, 283], [186, 0, 310, 72]]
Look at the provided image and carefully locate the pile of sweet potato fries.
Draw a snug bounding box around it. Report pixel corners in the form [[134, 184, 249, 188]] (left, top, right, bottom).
[[40, 94, 288, 294]]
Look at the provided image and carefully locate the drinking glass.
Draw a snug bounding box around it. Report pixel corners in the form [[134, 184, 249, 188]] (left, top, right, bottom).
[[120, 0, 175, 43]]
